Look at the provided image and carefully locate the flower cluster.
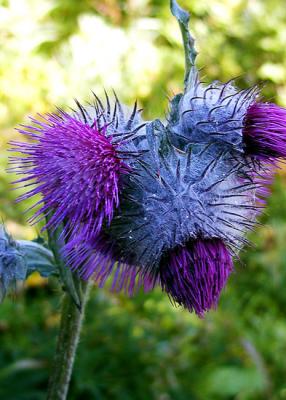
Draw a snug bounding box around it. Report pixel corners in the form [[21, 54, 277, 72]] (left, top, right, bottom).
[[10, 72, 286, 316]]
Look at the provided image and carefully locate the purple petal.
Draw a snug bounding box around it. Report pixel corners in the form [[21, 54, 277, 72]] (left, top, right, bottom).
[[243, 102, 286, 159], [63, 233, 156, 295], [160, 239, 233, 317], [10, 111, 129, 242]]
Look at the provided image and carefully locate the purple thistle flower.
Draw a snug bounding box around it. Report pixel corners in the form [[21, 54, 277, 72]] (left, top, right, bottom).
[[9, 94, 152, 292], [10, 109, 131, 244], [160, 238, 233, 317], [243, 102, 286, 159]]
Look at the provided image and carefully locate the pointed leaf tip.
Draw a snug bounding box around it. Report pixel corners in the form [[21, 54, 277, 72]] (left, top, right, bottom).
[[170, 0, 190, 24], [170, 0, 198, 90]]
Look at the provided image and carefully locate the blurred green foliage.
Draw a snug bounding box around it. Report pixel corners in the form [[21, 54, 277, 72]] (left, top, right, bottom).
[[1, 0, 286, 399]]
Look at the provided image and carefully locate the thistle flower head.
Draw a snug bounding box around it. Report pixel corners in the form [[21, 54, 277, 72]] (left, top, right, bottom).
[[243, 102, 286, 159], [168, 74, 258, 151], [9, 95, 145, 247], [160, 239, 233, 317]]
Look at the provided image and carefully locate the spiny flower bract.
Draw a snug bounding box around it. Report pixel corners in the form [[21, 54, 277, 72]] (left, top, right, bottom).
[[167, 74, 258, 151], [9, 94, 146, 254]]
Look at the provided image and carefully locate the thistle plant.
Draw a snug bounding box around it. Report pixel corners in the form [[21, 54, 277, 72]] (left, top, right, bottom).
[[5, 0, 286, 399]]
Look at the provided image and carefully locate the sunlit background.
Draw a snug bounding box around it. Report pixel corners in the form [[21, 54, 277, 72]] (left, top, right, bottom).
[[1, 0, 286, 399]]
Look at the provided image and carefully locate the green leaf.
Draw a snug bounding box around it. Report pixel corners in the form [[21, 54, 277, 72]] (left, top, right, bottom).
[[206, 366, 266, 397], [17, 240, 56, 278], [170, 0, 198, 90], [57, 260, 83, 310]]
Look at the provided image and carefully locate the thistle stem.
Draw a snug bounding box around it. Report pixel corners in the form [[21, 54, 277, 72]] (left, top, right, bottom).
[[45, 214, 91, 400], [170, 0, 198, 90], [47, 279, 91, 400]]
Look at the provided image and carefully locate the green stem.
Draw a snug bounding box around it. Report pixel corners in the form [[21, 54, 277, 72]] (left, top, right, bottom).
[[46, 219, 82, 309], [45, 214, 91, 399], [47, 280, 91, 400], [170, 0, 198, 91]]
